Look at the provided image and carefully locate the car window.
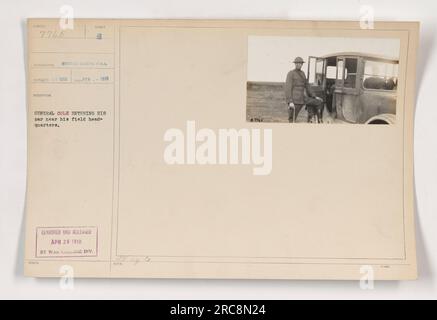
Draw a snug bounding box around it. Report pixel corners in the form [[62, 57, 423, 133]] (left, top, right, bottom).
[[308, 57, 317, 84], [308, 57, 325, 85], [344, 58, 357, 88], [336, 60, 344, 80], [363, 60, 398, 90]]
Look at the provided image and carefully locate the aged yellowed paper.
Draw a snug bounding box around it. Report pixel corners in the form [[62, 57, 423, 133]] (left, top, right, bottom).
[[25, 19, 419, 279]]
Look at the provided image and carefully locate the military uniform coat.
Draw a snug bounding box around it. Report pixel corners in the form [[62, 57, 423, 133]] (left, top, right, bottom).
[[284, 69, 314, 105]]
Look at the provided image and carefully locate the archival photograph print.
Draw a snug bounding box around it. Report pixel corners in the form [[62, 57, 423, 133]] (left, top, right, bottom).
[[246, 36, 400, 124]]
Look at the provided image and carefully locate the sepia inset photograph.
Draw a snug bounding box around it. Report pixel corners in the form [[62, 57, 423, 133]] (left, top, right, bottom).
[[246, 36, 400, 124]]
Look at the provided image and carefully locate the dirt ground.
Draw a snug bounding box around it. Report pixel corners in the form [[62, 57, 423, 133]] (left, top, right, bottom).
[[246, 81, 345, 124]]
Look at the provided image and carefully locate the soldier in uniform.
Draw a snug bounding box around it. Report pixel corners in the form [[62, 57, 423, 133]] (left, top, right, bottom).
[[284, 57, 323, 123]]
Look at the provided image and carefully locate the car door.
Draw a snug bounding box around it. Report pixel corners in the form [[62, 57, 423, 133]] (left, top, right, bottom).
[[307, 56, 326, 99], [334, 56, 361, 122]]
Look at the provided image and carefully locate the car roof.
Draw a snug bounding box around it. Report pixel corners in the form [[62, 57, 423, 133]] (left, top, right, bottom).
[[319, 52, 399, 63]]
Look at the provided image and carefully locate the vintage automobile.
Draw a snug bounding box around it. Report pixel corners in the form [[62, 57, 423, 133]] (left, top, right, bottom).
[[306, 52, 399, 124]]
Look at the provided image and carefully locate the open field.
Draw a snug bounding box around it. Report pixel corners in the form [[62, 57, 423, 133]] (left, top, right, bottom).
[[246, 81, 316, 123]]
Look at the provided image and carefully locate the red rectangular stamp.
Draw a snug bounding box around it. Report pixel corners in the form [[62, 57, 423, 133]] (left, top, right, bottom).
[[35, 226, 98, 258]]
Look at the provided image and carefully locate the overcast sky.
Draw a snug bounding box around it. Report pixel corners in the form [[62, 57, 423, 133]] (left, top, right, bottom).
[[247, 36, 400, 82]]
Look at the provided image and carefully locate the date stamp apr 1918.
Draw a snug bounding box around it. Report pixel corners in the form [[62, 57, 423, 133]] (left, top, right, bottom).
[[35, 226, 98, 258]]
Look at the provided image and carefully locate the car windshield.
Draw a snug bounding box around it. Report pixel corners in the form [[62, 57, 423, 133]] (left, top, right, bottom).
[[363, 60, 398, 90]]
